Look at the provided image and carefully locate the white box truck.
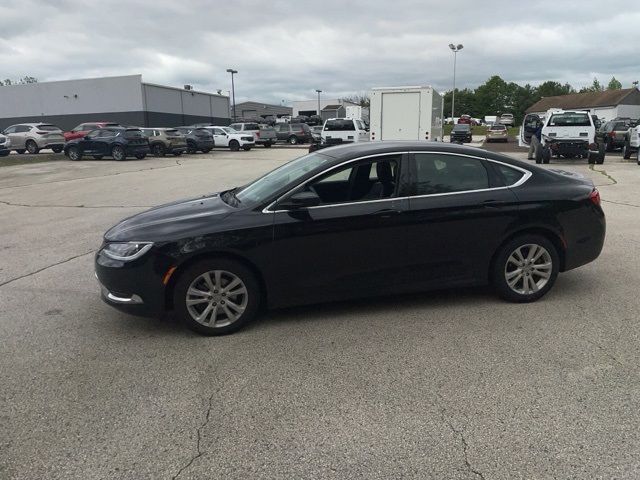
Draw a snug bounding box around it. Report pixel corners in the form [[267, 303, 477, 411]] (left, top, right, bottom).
[[369, 86, 444, 141]]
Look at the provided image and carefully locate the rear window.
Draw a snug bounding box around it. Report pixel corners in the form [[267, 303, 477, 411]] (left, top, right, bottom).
[[490, 125, 506, 130], [324, 119, 355, 131], [124, 129, 143, 139], [37, 125, 61, 131], [244, 123, 260, 130], [548, 113, 591, 127]]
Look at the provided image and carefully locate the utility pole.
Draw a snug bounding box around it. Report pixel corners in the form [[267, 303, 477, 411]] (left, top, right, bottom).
[[226, 68, 238, 121], [448, 44, 463, 122]]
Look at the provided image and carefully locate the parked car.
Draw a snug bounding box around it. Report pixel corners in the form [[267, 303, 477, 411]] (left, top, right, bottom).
[[310, 125, 323, 142], [485, 124, 509, 143], [229, 122, 276, 147], [450, 124, 472, 143], [2, 123, 65, 154], [202, 126, 255, 151], [274, 123, 312, 144], [95, 142, 606, 336], [140, 128, 187, 157], [176, 127, 214, 153], [622, 124, 640, 163], [321, 118, 369, 145], [0, 133, 11, 156], [457, 115, 472, 125], [64, 122, 121, 142], [596, 118, 636, 151], [498, 113, 515, 127], [64, 127, 150, 161]]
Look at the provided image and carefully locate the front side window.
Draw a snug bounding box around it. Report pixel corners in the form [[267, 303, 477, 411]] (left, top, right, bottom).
[[412, 153, 489, 195], [213, 128, 225, 135], [17, 125, 32, 133], [3, 126, 16, 134], [86, 129, 102, 139]]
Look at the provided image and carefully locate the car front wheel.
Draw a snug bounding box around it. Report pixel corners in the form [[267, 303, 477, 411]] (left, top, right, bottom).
[[112, 145, 126, 161], [288, 135, 299, 145], [492, 235, 559, 303], [26, 140, 39, 154], [67, 146, 82, 161], [229, 140, 240, 151], [173, 258, 260, 335]]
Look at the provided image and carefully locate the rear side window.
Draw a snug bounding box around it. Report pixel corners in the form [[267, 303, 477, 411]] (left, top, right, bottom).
[[244, 123, 260, 130], [495, 164, 525, 186], [37, 125, 61, 131], [124, 129, 143, 139], [324, 119, 355, 131], [230, 124, 242, 130], [412, 153, 489, 195]]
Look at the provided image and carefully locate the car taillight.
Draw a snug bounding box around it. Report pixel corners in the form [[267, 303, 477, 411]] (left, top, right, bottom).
[[255, 131, 260, 138], [36, 131, 48, 135], [589, 188, 601, 206]]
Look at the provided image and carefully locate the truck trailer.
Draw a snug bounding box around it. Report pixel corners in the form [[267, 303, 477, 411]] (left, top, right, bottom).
[[369, 86, 444, 142]]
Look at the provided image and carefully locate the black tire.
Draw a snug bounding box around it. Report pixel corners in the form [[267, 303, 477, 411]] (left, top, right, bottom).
[[597, 143, 605, 165], [173, 151, 182, 157], [173, 258, 261, 336], [534, 145, 542, 164], [67, 146, 82, 161], [229, 140, 240, 151], [263, 142, 272, 148], [604, 138, 613, 152], [288, 135, 299, 145], [26, 140, 39, 154], [112, 145, 126, 161], [93, 155, 103, 160], [52, 146, 63, 153], [622, 140, 631, 159], [491, 234, 559, 303], [541, 147, 551, 164], [201, 148, 212, 153], [242, 145, 252, 151], [152, 143, 166, 157], [187, 142, 198, 154], [16, 149, 26, 154], [135, 153, 146, 159]]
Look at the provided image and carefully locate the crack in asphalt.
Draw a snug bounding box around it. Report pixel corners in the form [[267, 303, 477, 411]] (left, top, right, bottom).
[[588, 164, 618, 185], [437, 396, 485, 480], [585, 339, 623, 367], [0, 161, 181, 191], [0, 199, 151, 209], [0, 250, 96, 288], [601, 199, 640, 208], [171, 392, 216, 480]]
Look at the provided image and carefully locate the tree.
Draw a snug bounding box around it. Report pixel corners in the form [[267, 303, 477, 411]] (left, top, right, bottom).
[[342, 94, 370, 108], [1, 76, 38, 86], [607, 76, 622, 90], [443, 88, 476, 118], [535, 81, 575, 98], [579, 77, 604, 93]]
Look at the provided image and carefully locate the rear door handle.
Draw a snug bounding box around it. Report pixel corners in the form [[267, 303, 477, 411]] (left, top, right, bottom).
[[482, 200, 506, 208], [372, 209, 402, 218]]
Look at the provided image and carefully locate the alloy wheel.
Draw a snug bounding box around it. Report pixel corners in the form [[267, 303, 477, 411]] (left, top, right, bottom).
[[504, 244, 553, 295], [186, 270, 248, 328]]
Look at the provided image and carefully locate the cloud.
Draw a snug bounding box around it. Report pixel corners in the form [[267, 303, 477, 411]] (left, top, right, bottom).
[[0, 0, 637, 104]]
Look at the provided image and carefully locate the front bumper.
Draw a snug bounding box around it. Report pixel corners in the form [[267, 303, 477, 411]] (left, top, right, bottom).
[[548, 140, 589, 155], [450, 134, 472, 143]]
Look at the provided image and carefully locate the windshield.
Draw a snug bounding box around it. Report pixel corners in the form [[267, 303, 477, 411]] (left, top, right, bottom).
[[548, 113, 591, 127], [235, 152, 333, 206], [324, 119, 355, 131], [222, 127, 237, 133], [453, 125, 470, 131]]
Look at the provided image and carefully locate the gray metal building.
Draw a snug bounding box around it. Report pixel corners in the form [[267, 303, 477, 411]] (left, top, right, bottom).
[[234, 101, 292, 120], [0, 74, 230, 130]]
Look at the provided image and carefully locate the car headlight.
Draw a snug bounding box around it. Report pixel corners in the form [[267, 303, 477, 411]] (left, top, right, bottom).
[[101, 242, 153, 261]]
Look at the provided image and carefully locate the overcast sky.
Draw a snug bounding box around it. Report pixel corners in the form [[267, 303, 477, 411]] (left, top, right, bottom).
[[1, 0, 637, 104]]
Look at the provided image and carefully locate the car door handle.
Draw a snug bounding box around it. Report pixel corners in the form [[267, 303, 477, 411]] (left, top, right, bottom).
[[371, 209, 402, 218], [482, 200, 506, 208]]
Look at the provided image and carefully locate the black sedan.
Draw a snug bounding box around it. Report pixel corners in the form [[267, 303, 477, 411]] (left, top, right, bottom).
[[450, 124, 473, 143], [64, 127, 150, 161], [95, 142, 605, 335]]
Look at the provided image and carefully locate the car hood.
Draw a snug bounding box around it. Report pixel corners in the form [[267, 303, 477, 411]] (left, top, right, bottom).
[[104, 193, 233, 242]]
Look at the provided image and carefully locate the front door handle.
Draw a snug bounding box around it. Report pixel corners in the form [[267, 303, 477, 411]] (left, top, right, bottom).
[[372, 209, 402, 218], [482, 200, 506, 208]]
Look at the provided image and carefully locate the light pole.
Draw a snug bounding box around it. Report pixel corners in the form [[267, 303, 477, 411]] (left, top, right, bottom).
[[315, 89, 322, 116], [226, 68, 238, 121], [448, 44, 463, 122]]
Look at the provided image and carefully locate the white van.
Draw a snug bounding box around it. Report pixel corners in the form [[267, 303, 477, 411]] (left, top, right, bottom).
[[321, 118, 369, 144]]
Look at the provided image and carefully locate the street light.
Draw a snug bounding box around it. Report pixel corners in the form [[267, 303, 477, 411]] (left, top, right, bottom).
[[226, 68, 238, 121], [448, 43, 463, 122], [315, 89, 322, 116]]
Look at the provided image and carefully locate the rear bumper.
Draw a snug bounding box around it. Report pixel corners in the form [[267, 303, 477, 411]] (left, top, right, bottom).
[[125, 145, 151, 156], [548, 140, 589, 154], [39, 141, 64, 149], [563, 206, 606, 271], [194, 139, 214, 149], [255, 138, 276, 144]]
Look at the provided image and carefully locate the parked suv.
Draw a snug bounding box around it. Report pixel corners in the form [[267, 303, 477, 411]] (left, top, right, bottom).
[[64, 127, 150, 161], [597, 118, 636, 151], [3, 123, 65, 154], [321, 118, 369, 144], [274, 123, 312, 144], [450, 124, 472, 143], [176, 127, 214, 153], [229, 122, 277, 147], [140, 128, 187, 157], [498, 113, 515, 126], [201, 126, 254, 151], [64, 122, 121, 142], [0, 133, 11, 156]]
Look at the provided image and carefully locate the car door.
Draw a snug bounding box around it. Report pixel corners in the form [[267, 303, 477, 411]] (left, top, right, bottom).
[[212, 128, 228, 147], [81, 129, 104, 154], [404, 151, 521, 288], [274, 124, 287, 141], [268, 153, 411, 306], [520, 114, 540, 146], [3, 126, 20, 149], [10, 125, 30, 149], [94, 129, 118, 156]]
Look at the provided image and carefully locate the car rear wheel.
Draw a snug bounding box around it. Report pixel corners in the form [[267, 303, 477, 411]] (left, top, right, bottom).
[[112, 145, 126, 161], [52, 146, 63, 153], [201, 148, 212, 153], [173, 258, 260, 335], [26, 140, 39, 154], [135, 153, 146, 159], [263, 142, 272, 148], [229, 140, 240, 151], [67, 146, 82, 161], [622, 140, 631, 159], [541, 146, 551, 164], [152, 143, 166, 157], [492, 235, 559, 303], [173, 151, 182, 157], [288, 135, 298, 145], [187, 142, 198, 154], [16, 149, 26, 154]]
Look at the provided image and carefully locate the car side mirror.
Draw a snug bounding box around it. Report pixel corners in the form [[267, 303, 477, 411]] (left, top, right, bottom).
[[279, 191, 321, 210]]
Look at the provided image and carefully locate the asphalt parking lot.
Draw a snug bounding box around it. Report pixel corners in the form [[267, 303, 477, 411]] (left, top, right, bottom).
[[2, 145, 640, 479]]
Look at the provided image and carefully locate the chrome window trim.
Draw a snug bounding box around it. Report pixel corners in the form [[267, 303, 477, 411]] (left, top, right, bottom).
[[262, 150, 532, 213]]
